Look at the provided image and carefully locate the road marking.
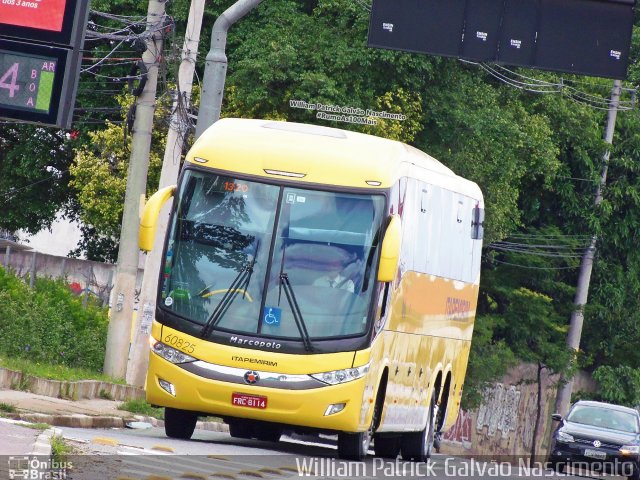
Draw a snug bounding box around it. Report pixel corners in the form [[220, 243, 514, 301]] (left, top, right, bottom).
[[179, 473, 208, 480], [151, 445, 176, 453], [92, 437, 119, 446], [257, 467, 282, 476], [238, 470, 264, 478]]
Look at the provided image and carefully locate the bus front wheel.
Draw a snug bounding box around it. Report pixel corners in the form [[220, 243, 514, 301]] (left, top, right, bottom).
[[337, 395, 380, 460], [401, 395, 436, 462], [164, 407, 197, 439], [337, 430, 371, 461]]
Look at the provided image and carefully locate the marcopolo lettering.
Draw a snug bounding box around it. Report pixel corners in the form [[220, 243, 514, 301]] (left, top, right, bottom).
[[229, 336, 282, 349]]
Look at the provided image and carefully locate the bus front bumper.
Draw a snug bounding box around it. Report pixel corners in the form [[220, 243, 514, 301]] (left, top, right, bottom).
[[146, 354, 371, 432]]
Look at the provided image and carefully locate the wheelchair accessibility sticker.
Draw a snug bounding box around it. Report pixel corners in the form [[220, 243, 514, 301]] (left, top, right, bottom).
[[263, 307, 281, 326]]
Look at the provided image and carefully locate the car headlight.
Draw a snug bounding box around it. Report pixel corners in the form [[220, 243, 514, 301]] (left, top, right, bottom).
[[150, 338, 196, 364], [556, 431, 575, 443], [310, 363, 370, 385], [620, 445, 640, 456]]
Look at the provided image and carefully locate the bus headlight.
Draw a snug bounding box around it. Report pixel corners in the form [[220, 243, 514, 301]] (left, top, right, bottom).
[[150, 338, 196, 364], [310, 363, 370, 385]]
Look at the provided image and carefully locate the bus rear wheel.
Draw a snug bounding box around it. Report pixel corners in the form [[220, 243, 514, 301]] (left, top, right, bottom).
[[401, 395, 436, 462], [374, 435, 401, 458], [164, 407, 197, 439]]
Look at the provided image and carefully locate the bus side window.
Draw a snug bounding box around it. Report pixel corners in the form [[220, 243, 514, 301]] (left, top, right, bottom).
[[471, 205, 484, 240]]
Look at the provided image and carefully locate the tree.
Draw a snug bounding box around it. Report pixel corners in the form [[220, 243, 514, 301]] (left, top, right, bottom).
[[0, 125, 76, 235], [69, 95, 164, 262]]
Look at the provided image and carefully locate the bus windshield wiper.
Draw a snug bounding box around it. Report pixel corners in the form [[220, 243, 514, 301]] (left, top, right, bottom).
[[200, 241, 260, 338], [279, 273, 314, 352]]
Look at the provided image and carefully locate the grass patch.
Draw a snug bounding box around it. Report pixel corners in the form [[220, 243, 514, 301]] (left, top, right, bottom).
[[24, 422, 50, 430], [99, 389, 114, 400], [0, 356, 125, 384], [118, 399, 164, 419], [51, 435, 73, 464], [0, 402, 16, 413]]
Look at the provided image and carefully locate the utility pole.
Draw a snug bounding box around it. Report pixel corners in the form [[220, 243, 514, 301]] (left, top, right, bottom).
[[103, 0, 167, 378], [126, 0, 206, 386], [195, 0, 264, 138], [553, 79, 622, 416]]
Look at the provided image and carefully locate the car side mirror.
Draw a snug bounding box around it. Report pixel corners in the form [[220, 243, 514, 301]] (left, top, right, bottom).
[[551, 413, 563, 422]]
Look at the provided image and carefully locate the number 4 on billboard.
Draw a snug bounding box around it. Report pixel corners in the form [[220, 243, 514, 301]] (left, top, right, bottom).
[[0, 63, 20, 98]]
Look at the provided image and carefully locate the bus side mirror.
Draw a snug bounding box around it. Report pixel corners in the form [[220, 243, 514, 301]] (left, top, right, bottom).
[[139, 185, 176, 252], [377, 215, 402, 283]]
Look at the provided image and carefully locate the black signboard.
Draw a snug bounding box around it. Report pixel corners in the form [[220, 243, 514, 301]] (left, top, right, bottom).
[[0, 38, 78, 127], [0, 0, 88, 47], [368, 0, 636, 79], [0, 1, 89, 127]]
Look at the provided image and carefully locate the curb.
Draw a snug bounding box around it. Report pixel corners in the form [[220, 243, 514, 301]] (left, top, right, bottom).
[[32, 427, 58, 456], [15, 412, 230, 432]]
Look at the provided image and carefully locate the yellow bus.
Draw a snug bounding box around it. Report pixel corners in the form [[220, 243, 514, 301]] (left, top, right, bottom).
[[140, 118, 484, 460]]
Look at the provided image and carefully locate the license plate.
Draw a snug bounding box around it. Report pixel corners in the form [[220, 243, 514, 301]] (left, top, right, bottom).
[[232, 392, 267, 409], [584, 448, 606, 460]]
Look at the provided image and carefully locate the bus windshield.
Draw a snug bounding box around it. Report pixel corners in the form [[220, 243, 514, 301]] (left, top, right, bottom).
[[160, 169, 386, 341]]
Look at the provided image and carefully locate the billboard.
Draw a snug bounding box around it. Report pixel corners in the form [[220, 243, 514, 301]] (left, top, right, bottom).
[[0, 0, 89, 127], [368, 0, 636, 79], [0, 0, 86, 46]]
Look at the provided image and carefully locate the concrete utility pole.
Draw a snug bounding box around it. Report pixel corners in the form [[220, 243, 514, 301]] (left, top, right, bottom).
[[103, 0, 167, 378], [194, 0, 264, 138], [126, 0, 206, 387], [553, 79, 622, 416]]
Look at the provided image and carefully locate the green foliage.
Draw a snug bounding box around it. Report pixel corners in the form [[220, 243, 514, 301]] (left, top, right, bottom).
[[50, 435, 73, 464], [0, 402, 16, 413], [0, 267, 109, 372], [592, 365, 640, 407], [0, 125, 76, 234], [70, 94, 165, 261], [0, 356, 124, 384], [118, 399, 165, 419], [99, 389, 114, 400]]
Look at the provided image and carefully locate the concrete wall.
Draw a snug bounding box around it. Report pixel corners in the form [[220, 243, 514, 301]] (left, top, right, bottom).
[[441, 364, 597, 459], [0, 367, 144, 401], [0, 249, 144, 306]]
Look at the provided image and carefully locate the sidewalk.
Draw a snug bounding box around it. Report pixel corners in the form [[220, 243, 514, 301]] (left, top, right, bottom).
[[0, 388, 140, 428], [0, 386, 229, 457]]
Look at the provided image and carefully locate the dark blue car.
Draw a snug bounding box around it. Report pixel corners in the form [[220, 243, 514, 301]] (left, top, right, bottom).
[[549, 400, 640, 480]]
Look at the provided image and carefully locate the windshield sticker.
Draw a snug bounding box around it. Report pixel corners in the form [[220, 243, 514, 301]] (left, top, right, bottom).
[[296, 196, 306, 203], [164, 296, 174, 307], [263, 307, 281, 326], [286, 193, 296, 204]]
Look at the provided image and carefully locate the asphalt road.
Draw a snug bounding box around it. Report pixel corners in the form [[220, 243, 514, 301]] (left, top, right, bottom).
[[51, 425, 619, 480]]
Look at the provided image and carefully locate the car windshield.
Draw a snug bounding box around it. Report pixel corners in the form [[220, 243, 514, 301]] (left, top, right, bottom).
[[160, 169, 386, 341], [567, 405, 640, 433]]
